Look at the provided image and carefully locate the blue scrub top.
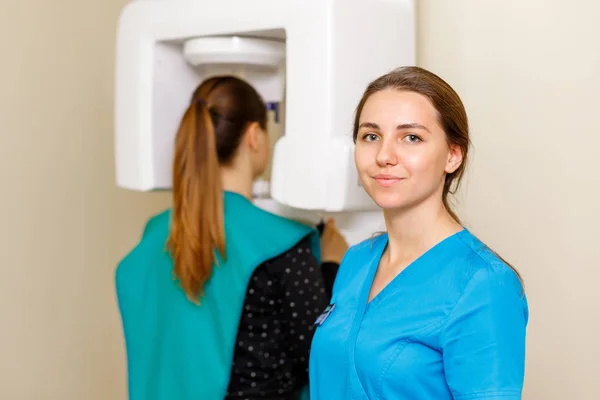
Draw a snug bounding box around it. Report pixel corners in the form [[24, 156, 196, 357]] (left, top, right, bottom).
[[309, 229, 528, 400]]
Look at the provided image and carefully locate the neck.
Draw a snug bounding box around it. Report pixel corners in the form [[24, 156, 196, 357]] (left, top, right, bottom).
[[383, 193, 463, 264], [220, 164, 254, 200]]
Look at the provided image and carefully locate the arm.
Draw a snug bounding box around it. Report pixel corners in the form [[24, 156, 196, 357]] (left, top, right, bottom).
[[320, 261, 339, 299], [269, 236, 331, 377], [319, 218, 348, 299], [441, 267, 528, 400]]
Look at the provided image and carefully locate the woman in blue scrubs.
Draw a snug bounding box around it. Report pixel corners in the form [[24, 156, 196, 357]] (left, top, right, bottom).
[[309, 66, 528, 399]]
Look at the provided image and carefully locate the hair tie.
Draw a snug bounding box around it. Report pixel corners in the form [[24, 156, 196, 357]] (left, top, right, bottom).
[[194, 98, 207, 108]]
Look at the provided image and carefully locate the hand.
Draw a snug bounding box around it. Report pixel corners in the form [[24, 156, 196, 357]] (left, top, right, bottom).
[[320, 219, 349, 264]]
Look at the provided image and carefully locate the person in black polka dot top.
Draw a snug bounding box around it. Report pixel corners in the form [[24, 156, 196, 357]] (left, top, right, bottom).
[[115, 77, 350, 400], [226, 220, 348, 400]]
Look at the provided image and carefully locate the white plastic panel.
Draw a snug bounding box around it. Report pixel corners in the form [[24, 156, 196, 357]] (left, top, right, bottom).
[[114, 0, 292, 191], [151, 42, 200, 190], [183, 37, 285, 68], [271, 0, 416, 211], [114, 0, 416, 211]]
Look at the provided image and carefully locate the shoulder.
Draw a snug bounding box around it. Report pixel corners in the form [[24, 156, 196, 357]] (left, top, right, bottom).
[[268, 234, 314, 262], [226, 197, 320, 262], [141, 209, 171, 238], [453, 230, 524, 296], [448, 230, 528, 320], [227, 193, 312, 234], [333, 233, 387, 288], [262, 235, 316, 274], [115, 211, 171, 292], [346, 232, 388, 258]]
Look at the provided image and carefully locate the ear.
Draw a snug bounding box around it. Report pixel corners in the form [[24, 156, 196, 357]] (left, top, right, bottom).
[[445, 144, 463, 174], [244, 122, 263, 153]]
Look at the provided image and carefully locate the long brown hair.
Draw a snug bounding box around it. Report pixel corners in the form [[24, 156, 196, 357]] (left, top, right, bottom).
[[353, 66, 524, 287], [167, 76, 267, 301]]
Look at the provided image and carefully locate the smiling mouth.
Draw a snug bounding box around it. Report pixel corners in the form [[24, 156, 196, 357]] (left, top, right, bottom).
[[372, 176, 404, 187]]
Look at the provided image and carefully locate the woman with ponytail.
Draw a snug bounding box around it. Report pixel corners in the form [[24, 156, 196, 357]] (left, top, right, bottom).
[[115, 76, 348, 400]]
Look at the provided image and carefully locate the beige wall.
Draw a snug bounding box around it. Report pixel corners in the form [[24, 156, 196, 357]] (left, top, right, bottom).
[[0, 1, 171, 399], [418, 1, 600, 399], [0, 0, 597, 399]]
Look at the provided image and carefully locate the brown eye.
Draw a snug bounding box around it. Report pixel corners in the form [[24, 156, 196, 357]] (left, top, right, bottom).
[[404, 134, 422, 143]]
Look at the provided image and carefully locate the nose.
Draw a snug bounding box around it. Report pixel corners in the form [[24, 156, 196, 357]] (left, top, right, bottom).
[[375, 138, 398, 167]]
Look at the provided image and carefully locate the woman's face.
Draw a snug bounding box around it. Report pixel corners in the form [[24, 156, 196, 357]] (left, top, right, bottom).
[[354, 89, 462, 211]]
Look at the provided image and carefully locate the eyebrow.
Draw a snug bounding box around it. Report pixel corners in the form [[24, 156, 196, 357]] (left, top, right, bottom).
[[358, 122, 431, 133]]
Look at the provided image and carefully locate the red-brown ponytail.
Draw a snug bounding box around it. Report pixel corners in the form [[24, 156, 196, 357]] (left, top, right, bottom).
[[166, 76, 267, 302], [167, 101, 225, 302]]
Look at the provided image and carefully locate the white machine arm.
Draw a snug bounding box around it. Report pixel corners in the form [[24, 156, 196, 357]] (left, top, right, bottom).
[[114, 0, 415, 211]]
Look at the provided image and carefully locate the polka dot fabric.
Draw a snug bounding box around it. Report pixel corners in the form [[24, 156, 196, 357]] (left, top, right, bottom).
[[225, 236, 338, 400]]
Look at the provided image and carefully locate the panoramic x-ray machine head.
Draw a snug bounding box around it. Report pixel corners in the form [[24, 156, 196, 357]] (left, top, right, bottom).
[[114, 0, 415, 231]]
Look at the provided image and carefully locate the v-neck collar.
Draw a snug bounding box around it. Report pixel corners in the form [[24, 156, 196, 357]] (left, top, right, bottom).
[[344, 229, 468, 399], [363, 229, 467, 311]]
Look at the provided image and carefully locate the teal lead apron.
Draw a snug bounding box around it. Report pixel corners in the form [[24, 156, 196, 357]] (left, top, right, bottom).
[[116, 191, 320, 400]]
